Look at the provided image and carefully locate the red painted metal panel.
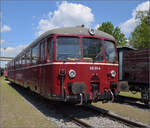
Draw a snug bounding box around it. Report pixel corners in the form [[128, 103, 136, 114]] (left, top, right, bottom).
[[123, 49, 150, 84]]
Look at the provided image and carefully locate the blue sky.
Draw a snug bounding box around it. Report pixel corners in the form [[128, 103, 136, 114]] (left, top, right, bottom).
[[0, 0, 149, 67]]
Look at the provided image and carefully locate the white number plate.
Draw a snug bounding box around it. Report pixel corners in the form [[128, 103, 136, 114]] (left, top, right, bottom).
[[90, 66, 101, 70]]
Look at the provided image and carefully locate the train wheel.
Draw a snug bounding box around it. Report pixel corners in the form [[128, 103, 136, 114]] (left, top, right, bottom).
[[131, 91, 137, 94], [87, 101, 92, 104], [141, 88, 149, 105]]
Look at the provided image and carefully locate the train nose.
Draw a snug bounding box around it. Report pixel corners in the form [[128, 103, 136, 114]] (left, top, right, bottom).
[[68, 82, 86, 94]]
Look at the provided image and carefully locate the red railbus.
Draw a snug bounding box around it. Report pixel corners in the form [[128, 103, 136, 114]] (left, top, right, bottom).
[[7, 26, 119, 104]]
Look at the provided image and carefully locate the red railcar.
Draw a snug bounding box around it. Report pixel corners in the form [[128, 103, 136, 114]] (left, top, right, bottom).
[[7, 26, 119, 104], [5, 67, 8, 80]]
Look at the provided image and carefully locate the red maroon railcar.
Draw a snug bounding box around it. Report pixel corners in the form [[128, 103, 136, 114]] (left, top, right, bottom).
[[122, 49, 150, 104], [5, 67, 8, 80], [7, 26, 119, 104]]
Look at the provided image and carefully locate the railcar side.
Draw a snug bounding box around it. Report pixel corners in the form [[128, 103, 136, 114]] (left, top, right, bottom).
[[118, 48, 150, 104]]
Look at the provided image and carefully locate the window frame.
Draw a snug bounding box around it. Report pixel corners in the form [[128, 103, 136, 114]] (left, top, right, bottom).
[[31, 43, 40, 65], [103, 40, 118, 63], [56, 36, 81, 61], [47, 37, 54, 62], [40, 39, 46, 63], [82, 37, 104, 62], [26, 49, 31, 65]]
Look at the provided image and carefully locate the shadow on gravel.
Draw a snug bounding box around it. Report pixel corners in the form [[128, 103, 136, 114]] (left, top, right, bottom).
[[114, 96, 149, 110], [8, 82, 100, 123]]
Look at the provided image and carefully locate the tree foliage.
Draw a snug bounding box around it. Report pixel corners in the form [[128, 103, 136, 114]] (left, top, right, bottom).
[[129, 10, 150, 49], [97, 22, 127, 46]]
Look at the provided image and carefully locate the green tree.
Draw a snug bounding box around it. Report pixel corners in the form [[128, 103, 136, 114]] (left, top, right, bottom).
[[129, 10, 150, 49], [97, 22, 127, 46]]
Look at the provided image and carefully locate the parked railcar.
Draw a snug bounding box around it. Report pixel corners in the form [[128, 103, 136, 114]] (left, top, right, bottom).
[[7, 26, 120, 104], [5, 67, 8, 80], [118, 47, 150, 104]]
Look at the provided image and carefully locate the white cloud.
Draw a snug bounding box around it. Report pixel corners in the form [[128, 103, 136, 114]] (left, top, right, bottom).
[[37, 1, 94, 35], [94, 24, 100, 29], [0, 40, 5, 44], [0, 12, 11, 32], [1, 44, 28, 57], [120, 1, 149, 35], [1, 25, 11, 32]]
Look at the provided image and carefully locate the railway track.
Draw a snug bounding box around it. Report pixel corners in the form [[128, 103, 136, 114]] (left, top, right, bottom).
[[115, 96, 149, 109], [9, 82, 149, 128], [84, 104, 149, 128], [69, 115, 94, 128], [53, 104, 94, 128], [54, 102, 149, 128]]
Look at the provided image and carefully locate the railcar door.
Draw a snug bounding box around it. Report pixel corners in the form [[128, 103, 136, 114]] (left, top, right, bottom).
[[39, 40, 47, 96], [45, 37, 54, 96]]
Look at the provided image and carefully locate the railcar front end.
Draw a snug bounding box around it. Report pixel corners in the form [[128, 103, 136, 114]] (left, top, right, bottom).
[[51, 34, 119, 104]]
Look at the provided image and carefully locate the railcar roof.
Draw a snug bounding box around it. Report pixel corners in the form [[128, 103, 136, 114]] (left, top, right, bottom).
[[14, 26, 115, 60], [35, 26, 115, 42]]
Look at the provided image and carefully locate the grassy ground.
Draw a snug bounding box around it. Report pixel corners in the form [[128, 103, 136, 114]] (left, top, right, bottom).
[[0, 76, 58, 128], [92, 102, 150, 126], [119, 91, 141, 99]]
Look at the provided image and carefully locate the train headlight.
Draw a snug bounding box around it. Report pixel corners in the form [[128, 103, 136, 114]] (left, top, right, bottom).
[[69, 69, 76, 78], [110, 70, 116, 78]]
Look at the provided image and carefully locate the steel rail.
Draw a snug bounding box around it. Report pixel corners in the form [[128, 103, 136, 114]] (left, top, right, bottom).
[[60, 111, 94, 128], [116, 95, 150, 109], [84, 104, 149, 128], [70, 116, 94, 128], [54, 104, 95, 128]]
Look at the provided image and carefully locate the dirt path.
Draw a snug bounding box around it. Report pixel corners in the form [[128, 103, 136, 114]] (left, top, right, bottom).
[[0, 77, 58, 128]]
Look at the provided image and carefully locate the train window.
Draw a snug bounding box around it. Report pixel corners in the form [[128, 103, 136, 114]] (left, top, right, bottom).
[[82, 38, 104, 61], [11, 61, 13, 69], [104, 40, 117, 62], [47, 38, 54, 61], [16, 59, 19, 68], [22, 55, 26, 65], [19, 58, 22, 67], [17, 59, 19, 68], [10, 62, 12, 69], [12, 61, 14, 69], [26, 50, 31, 64], [14, 61, 16, 69], [56, 37, 81, 61], [40, 41, 46, 61], [32, 44, 39, 64]]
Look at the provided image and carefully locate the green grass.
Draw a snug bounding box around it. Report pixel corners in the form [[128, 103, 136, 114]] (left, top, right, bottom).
[[119, 91, 141, 99], [0, 77, 58, 128]]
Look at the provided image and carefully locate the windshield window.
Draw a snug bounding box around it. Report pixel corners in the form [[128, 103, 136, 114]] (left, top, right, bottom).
[[56, 37, 81, 61], [104, 40, 117, 62], [82, 38, 104, 61]]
